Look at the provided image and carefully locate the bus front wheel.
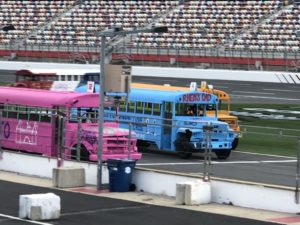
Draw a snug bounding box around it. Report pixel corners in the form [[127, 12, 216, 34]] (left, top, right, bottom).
[[215, 150, 231, 159], [71, 144, 90, 161], [174, 133, 192, 159], [232, 138, 239, 150]]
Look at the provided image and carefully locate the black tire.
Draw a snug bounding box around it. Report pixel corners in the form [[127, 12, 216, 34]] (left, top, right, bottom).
[[178, 151, 192, 159], [71, 144, 90, 161], [231, 138, 239, 150], [215, 150, 231, 159], [174, 133, 192, 159], [137, 140, 150, 147]]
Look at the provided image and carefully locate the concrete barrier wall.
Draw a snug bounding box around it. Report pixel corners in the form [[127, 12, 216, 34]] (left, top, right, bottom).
[[1, 151, 300, 213], [212, 180, 299, 213], [0, 151, 108, 184], [0, 61, 299, 84]]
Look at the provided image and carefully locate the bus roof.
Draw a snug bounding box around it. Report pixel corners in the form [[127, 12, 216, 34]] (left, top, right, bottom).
[[0, 87, 99, 108], [131, 83, 230, 101], [130, 88, 218, 104], [15, 69, 57, 76], [18, 69, 99, 76]]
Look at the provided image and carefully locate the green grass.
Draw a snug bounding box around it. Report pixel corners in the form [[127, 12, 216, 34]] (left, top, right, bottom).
[[232, 103, 300, 157], [236, 133, 298, 157], [0, 82, 12, 86]]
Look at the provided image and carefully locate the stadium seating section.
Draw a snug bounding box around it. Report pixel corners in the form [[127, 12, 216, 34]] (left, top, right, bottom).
[[0, 0, 299, 67]]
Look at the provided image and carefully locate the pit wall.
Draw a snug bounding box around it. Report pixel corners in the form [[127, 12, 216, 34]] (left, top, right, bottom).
[[1, 151, 299, 214], [0, 61, 299, 84]]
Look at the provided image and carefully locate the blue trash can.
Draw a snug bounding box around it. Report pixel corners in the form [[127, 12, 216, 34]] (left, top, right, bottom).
[[107, 159, 136, 192]]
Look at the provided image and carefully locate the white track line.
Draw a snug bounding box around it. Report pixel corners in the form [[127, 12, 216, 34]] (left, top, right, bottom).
[[0, 213, 52, 225], [235, 151, 296, 159], [137, 160, 296, 166]]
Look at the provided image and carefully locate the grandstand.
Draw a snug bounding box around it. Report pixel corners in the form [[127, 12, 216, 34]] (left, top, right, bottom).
[[0, 0, 299, 71]]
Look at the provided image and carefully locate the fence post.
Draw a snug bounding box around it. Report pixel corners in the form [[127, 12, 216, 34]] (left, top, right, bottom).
[[127, 123, 132, 159], [57, 115, 65, 168], [203, 124, 213, 182], [295, 138, 300, 204], [0, 111, 2, 160], [76, 117, 82, 161]]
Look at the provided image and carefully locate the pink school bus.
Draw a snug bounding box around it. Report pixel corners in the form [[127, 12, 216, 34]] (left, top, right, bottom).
[[0, 87, 141, 161]]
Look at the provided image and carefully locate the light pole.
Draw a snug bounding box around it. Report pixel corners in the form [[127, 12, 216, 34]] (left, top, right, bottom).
[[97, 26, 168, 190]]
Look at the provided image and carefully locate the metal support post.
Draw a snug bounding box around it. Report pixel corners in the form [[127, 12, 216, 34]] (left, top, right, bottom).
[[127, 123, 132, 159], [76, 116, 82, 161], [57, 115, 65, 168], [97, 35, 105, 190], [203, 125, 213, 182], [96, 26, 168, 190], [295, 138, 300, 204], [61, 117, 65, 166], [0, 111, 2, 160]]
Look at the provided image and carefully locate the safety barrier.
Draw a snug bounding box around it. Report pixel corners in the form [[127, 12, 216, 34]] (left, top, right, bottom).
[[1, 151, 300, 213]]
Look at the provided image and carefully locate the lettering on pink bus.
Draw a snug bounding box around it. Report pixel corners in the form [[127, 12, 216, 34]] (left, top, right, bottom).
[[15, 121, 38, 145], [81, 130, 97, 146]]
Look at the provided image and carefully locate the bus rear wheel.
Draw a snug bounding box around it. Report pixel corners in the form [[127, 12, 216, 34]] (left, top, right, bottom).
[[215, 150, 231, 159], [137, 140, 150, 147], [71, 144, 90, 161]]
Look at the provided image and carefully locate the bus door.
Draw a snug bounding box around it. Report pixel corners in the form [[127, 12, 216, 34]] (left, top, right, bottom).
[[161, 101, 173, 150], [53, 107, 65, 158]]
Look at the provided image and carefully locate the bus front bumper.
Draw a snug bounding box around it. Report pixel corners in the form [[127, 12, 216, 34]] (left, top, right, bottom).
[[89, 153, 142, 161], [191, 141, 233, 150]]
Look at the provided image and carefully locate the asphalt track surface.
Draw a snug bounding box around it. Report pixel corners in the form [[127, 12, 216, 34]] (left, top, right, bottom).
[[137, 150, 297, 188], [0, 180, 280, 225]]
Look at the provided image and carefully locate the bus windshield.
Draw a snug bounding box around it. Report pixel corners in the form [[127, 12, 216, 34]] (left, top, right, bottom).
[[175, 103, 208, 117], [70, 107, 98, 123]]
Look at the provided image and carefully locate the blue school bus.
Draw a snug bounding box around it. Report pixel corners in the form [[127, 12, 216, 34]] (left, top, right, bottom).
[[77, 83, 237, 159]]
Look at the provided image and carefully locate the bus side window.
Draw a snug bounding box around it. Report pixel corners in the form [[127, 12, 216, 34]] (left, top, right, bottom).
[[119, 101, 126, 112], [18, 106, 28, 120], [135, 101, 143, 114], [153, 103, 161, 116], [164, 102, 173, 118], [144, 102, 152, 115], [6, 105, 17, 119], [39, 108, 52, 123], [28, 107, 39, 122], [127, 101, 135, 113]]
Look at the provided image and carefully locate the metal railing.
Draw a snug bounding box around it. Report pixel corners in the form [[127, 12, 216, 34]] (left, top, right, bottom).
[[0, 43, 299, 72]]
